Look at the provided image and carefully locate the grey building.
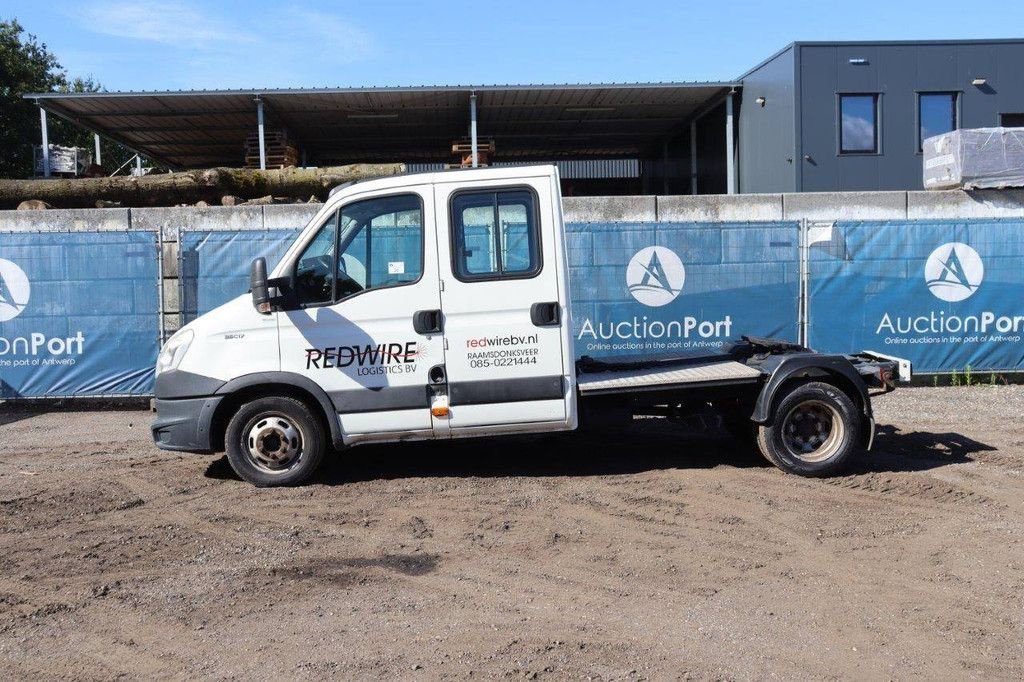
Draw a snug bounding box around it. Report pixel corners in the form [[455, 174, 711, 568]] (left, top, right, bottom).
[[739, 39, 1024, 193]]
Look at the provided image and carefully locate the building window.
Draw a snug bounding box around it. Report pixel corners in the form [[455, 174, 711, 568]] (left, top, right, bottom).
[[839, 94, 879, 154], [919, 92, 958, 150], [451, 189, 541, 281], [1000, 113, 1024, 128]]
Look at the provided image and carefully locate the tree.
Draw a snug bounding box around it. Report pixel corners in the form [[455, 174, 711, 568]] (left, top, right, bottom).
[[0, 19, 65, 178], [52, 76, 137, 174], [0, 20, 135, 179]]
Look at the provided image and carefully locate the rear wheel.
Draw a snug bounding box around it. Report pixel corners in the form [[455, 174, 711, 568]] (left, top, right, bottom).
[[756, 381, 861, 476], [225, 396, 326, 487]]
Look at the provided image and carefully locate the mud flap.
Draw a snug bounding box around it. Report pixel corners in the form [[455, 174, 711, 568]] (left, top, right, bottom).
[[865, 416, 876, 451]]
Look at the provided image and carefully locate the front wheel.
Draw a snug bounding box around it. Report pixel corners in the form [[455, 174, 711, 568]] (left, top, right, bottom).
[[755, 381, 862, 476], [225, 396, 327, 487]]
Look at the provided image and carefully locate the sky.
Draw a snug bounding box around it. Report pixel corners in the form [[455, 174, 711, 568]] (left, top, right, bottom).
[[4, 0, 1024, 91]]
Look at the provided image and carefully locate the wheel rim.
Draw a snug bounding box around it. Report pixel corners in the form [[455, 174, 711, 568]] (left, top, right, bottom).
[[245, 414, 303, 474], [781, 399, 844, 463]]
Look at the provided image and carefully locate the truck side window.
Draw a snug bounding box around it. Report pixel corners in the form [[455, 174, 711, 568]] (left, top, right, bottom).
[[293, 193, 424, 306], [293, 211, 338, 306], [452, 189, 540, 280], [337, 194, 423, 298]]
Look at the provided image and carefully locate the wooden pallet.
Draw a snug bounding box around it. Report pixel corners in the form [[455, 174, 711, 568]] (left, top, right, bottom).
[[451, 140, 496, 154], [244, 131, 299, 169], [451, 138, 495, 167], [245, 154, 299, 169]]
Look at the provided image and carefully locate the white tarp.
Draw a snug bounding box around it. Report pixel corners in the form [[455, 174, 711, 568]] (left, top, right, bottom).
[[923, 127, 1024, 190]]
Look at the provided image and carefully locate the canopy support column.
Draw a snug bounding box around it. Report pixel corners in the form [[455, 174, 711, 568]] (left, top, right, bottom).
[[726, 90, 736, 195], [94, 134, 102, 166], [39, 107, 51, 177], [689, 120, 698, 195], [662, 139, 670, 194], [256, 97, 267, 170], [469, 92, 479, 168]]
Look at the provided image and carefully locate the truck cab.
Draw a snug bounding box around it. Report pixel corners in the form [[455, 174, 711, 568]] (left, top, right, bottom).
[[153, 165, 906, 486]]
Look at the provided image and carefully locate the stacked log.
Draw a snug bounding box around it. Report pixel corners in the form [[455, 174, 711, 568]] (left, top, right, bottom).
[[0, 164, 404, 209]]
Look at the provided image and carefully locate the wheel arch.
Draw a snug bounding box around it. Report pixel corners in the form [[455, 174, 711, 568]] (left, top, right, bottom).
[[209, 372, 343, 451], [752, 355, 871, 426]]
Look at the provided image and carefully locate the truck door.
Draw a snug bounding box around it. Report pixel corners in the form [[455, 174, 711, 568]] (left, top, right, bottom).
[[433, 171, 575, 433], [277, 186, 446, 443]]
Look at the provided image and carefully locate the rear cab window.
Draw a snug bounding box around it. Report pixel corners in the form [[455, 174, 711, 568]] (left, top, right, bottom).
[[451, 189, 541, 281]]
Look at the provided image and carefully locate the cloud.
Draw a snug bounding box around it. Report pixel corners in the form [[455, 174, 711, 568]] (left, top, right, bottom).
[[69, 1, 375, 89], [285, 9, 373, 63], [76, 1, 258, 50], [842, 115, 876, 152]]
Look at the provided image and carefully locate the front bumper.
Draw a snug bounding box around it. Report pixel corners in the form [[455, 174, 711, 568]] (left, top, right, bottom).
[[152, 395, 223, 453]]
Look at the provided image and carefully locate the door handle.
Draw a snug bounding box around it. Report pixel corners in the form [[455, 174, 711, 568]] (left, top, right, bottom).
[[413, 309, 443, 334], [530, 301, 560, 327]]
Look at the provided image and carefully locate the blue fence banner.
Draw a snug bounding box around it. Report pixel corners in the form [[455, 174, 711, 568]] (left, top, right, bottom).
[[0, 231, 159, 398], [180, 229, 297, 322], [567, 221, 801, 359], [180, 222, 802, 361], [807, 219, 1024, 373]]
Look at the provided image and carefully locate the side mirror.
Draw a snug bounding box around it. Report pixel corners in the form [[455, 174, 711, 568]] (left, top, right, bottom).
[[250, 257, 272, 314]]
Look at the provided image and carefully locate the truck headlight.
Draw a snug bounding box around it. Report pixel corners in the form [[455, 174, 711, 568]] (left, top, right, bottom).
[[156, 329, 194, 376]]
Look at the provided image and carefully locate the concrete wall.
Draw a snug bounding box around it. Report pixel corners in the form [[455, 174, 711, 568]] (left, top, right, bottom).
[[566, 188, 1024, 222], [3, 190, 1022, 340]]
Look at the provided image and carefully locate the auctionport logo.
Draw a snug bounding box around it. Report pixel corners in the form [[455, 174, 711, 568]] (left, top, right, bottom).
[[876, 240, 1023, 342], [0, 259, 31, 322], [626, 246, 685, 307], [925, 242, 983, 302]]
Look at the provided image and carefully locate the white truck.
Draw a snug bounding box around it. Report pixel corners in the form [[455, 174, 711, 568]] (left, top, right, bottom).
[[152, 165, 909, 487]]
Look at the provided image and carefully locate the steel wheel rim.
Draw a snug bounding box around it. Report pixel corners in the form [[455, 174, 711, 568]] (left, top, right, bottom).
[[245, 414, 303, 474], [781, 399, 844, 463]]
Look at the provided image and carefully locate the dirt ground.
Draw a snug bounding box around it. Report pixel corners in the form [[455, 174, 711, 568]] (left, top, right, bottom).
[[0, 386, 1022, 680]]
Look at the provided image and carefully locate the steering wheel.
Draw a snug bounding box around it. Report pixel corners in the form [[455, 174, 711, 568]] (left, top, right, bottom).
[[336, 271, 363, 298], [295, 255, 334, 302]]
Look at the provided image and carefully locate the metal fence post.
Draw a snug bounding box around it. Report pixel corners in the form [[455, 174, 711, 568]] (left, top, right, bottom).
[[799, 218, 808, 347], [156, 217, 167, 344]]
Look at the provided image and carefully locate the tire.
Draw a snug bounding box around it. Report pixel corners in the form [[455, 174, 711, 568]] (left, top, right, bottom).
[[755, 381, 861, 477], [224, 396, 327, 487]]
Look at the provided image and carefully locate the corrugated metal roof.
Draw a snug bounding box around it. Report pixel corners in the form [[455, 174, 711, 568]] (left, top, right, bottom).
[[26, 82, 737, 169]]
